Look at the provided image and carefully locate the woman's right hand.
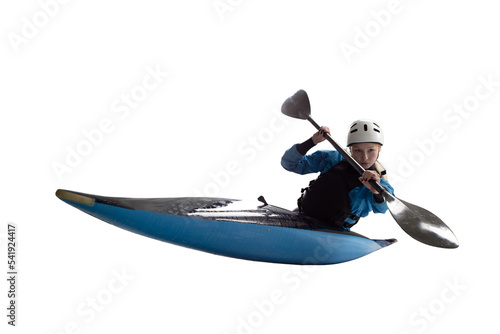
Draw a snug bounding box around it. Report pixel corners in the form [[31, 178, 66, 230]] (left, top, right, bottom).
[[312, 126, 331, 144]]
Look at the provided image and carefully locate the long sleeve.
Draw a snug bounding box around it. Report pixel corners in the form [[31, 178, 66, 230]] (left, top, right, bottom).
[[349, 178, 395, 217], [281, 144, 343, 175]]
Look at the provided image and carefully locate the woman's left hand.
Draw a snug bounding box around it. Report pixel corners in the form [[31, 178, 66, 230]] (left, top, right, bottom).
[[359, 170, 381, 194]]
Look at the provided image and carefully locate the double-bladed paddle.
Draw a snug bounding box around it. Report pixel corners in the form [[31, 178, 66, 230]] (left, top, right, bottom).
[[281, 89, 459, 248]]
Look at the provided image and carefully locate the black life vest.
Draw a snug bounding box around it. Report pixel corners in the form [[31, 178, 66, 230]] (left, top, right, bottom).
[[298, 160, 378, 228]]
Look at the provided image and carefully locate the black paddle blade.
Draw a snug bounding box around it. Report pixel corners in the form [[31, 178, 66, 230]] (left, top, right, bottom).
[[382, 192, 459, 248], [281, 89, 311, 120]]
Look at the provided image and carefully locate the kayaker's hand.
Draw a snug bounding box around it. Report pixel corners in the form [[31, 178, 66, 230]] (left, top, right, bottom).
[[359, 170, 380, 194], [312, 126, 330, 144]]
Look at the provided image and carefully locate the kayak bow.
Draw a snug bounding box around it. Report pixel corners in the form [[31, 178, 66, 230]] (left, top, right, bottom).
[[56, 189, 396, 265]]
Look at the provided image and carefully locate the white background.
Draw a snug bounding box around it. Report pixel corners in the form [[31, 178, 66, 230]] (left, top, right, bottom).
[[1, 1, 499, 333]]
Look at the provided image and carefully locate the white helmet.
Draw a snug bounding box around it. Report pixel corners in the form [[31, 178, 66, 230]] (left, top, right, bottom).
[[347, 120, 384, 146]]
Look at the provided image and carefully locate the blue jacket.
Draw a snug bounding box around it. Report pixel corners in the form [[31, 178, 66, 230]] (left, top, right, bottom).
[[281, 144, 395, 221]]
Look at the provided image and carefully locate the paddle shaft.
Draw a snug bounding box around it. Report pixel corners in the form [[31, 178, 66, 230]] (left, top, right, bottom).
[[306, 116, 386, 194]]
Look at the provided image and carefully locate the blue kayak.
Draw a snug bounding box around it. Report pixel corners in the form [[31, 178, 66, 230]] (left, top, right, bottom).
[[55, 189, 396, 265]]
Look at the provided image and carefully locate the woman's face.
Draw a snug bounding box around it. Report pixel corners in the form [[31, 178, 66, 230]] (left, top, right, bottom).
[[350, 143, 381, 169]]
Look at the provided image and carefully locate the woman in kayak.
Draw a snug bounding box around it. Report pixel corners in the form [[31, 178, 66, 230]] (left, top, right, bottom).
[[281, 120, 395, 230]]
